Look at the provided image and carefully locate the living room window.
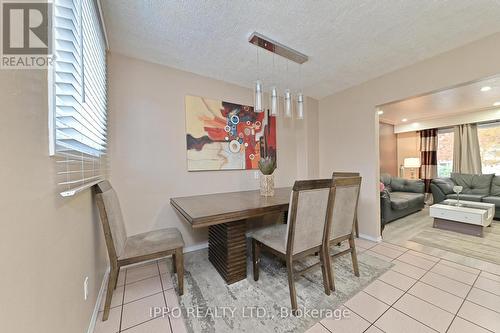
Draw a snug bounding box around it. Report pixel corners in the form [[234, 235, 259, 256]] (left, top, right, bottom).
[[437, 128, 454, 177], [478, 121, 500, 174]]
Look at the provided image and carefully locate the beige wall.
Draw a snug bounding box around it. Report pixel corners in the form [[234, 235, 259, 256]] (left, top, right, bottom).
[[318, 32, 500, 240], [0, 71, 107, 332], [379, 122, 398, 176], [397, 131, 420, 179], [107, 53, 319, 247]]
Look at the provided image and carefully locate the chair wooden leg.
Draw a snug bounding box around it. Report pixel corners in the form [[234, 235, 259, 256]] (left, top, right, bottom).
[[286, 256, 298, 314], [326, 243, 336, 291], [252, 239, 260, 281], [172, 253, 177, 274], [112, 270, 119, 290], [103, 266, 118, 321], [354, 215, 359, 238], [349, 235, 360, 277], [319, 246, 331, 295], [175, 248, 184, 296]]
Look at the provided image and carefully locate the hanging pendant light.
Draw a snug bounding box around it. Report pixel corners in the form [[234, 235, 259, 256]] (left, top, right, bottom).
[[296, 93, 304, 119], [284, 89, 292, 118], [270, 86, 278, 116], [296, 64, 304, 120], [254, 80, 263, 113]]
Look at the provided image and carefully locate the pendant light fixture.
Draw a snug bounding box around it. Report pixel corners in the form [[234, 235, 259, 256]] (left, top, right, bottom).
[[249, 32, 308, 118], [296, 64, 304, 119], [254, 47, 263, 113]]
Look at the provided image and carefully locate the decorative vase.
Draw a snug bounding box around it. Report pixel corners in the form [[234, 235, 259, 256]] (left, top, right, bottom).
[[260, 173, 275, 197], [453, 185, 463, 206]]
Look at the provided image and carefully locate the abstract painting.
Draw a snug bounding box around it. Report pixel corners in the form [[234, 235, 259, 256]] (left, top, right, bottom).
[[185, 95, 277, 171]]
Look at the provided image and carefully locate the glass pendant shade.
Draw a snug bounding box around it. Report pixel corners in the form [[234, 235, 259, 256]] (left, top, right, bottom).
[[270, 87, 278, 116], [297, 93, 304, 119], [284, 89, 292, 118], [254, 80, 263, 113]]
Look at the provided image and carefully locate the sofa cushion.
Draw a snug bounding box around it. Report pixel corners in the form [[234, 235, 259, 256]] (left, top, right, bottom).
[[445, 193, 486, 202], [431, 178, 455, 195], [482, 196, 500, 207], [390, 192, 424, 210], [451, 173, 494, 195], [390, 178, 424, 193], [491, 176, 500, 196]]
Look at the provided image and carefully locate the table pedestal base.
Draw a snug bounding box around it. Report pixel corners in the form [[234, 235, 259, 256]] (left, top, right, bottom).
[[208, 220, 247, 284], [433, 218, 484, 237]]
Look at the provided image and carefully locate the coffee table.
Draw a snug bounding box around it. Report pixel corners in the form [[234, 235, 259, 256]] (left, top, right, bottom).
[[429, 199, 495, 237]]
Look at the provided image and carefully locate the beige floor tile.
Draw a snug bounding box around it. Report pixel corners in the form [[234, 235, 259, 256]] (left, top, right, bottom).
[[467, 287, 500, 313], [420, 272, 471, 298], [474, 276, 500, 296], [99, 286, 124, 311], [164, 289, 188, 332], [364, 279, 405, 305], [157, 259, 171, 275], [408, 281, 463, 314], [458, 301, 500, 333], [370, 244, 405, 259], [374, 308, 436, 333], [345, 291, 389, 323], [430, 262, 477, 285], [320, 306, 370, 333], [116, 270, 126, 287], [305, 323, 330, 333], [121, 293, 166, 331], [407, 250, 440, 262], [161, 273, 174, 290], [93, 307, 121, 333], [125, 263, 160, 284], [355, 238, 378, 250], [397, 252, 436, 270], [380, 242, 408, 252], [378, 270, 417, 291], [124, 276, 163, 304], [120, 317, 172, 333], [447, 317, 491, 333], [394, 294, 454, 332], [439, 260, 480, 275], [391, 260, 427, 279], [364, 250, 393, 262], [480, 270, 500, 282], [365, 325, 384, 333]]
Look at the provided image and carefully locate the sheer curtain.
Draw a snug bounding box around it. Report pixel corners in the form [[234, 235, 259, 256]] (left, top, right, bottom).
[[452, 124, 482, 174]]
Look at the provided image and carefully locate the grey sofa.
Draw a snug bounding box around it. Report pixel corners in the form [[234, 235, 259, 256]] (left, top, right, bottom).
[[380, 174, 426, 226], [430, 173, 500, 219]]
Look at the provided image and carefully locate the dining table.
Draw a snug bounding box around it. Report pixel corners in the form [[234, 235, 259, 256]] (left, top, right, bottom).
[[170, 187, 292, 284]]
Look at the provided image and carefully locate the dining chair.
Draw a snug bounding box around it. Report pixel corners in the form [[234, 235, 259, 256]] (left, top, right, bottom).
[[250, 179, 334, 314], [332, 172, 361, 237], [325, 176, 362, 291], [94, 180, 185, 321]]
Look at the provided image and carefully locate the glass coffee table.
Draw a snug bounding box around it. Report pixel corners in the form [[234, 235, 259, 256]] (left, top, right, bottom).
[[429, 199, 495, 237]]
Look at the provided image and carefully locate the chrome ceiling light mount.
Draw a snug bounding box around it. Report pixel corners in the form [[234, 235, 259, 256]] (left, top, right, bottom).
[[249, 32, 308, 120]]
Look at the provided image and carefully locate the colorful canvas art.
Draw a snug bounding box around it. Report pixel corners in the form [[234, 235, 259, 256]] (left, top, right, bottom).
[[185, 95, 277, 171]]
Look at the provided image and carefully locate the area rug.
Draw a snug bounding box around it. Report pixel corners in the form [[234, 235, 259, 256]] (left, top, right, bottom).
[[410, 221, 500, 265], [174, 247, 391, 333]]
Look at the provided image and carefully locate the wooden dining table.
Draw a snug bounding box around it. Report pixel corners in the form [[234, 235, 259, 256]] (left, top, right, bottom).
[[170, 187, 292, 284]]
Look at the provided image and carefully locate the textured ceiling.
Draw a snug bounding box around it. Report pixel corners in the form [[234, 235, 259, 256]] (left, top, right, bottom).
[[101, 0, 500, 99], [380, 75, 500, 124]]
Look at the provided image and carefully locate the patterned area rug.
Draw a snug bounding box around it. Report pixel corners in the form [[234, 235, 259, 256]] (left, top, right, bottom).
[[174, 246, 391, 333], [410, 220, 500, 265]]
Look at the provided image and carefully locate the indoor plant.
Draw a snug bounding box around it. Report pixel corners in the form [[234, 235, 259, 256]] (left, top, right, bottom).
[[258, 156, 276, 196]]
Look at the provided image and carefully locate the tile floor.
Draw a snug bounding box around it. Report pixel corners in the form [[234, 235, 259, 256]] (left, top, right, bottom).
[[94, 239, 500, 333], [94, 259, 187, 333]]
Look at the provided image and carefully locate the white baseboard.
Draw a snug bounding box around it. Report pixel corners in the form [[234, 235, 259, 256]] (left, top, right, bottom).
[[184, 241, 208, 253], [87, 267, 110, 333], [358, 233, 382, 243]]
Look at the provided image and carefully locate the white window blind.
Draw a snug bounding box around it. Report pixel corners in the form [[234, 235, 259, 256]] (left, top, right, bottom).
[[52, 0, 107, 197]]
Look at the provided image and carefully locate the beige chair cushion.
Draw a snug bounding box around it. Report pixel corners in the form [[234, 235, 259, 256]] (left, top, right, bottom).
[[251, 224, 287, 254], [330, 184, 360, 239], [120, 227, 185, 260]]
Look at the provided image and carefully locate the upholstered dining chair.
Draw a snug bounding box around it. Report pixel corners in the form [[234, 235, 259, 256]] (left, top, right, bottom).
[[332, 172, 361, 237], [325, 176, 362, 291], [250, 179, 334, 314], [94, 181, 185, 321]]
